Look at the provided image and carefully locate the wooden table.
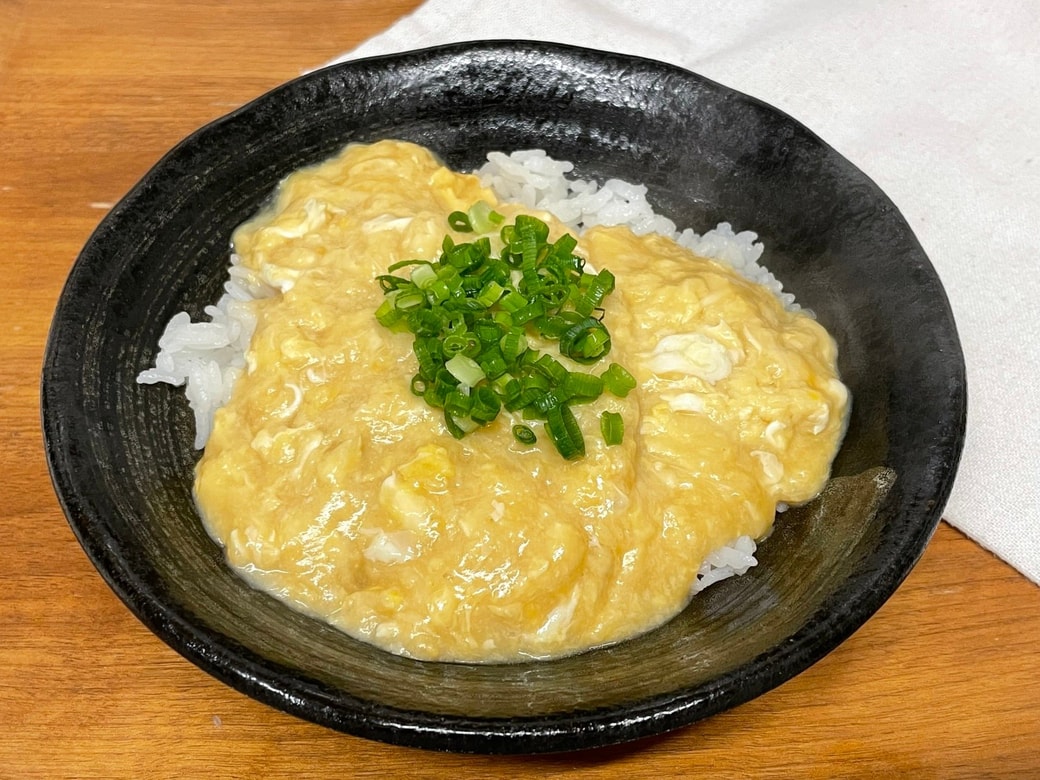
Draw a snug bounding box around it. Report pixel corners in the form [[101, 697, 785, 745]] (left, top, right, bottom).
[[3, 1, 1038, 776]]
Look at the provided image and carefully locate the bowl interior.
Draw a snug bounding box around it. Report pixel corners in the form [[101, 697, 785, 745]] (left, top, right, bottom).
[[42, 41, 965, 753]]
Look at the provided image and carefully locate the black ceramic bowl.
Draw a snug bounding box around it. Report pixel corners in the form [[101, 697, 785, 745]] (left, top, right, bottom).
[[42, 41, 966, 754]]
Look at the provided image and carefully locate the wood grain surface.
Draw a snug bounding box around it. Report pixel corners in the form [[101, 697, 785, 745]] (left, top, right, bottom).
[[2, 1, 1038, 777]]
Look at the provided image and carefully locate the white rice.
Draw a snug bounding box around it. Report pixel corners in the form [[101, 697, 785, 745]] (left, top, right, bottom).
[[691, 533, 760, 593], [136, 148, 789, 586], [478, 150, 797, 310], [135, 255, 275, 448]]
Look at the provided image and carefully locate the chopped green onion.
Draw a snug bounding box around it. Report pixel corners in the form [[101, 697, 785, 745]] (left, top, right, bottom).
[[445, 353, 486, 387], [473, 320, 502, 346], [499, 330, 528, 362], [545, 404, 585, 460], [531, 390, 567, 415], [445, 388, 474, 418], [469, 385, 501, 423], [394, 289, 425, 311], [559, 318, 611, 363], [493, 374, 521, 403], [478, 349, 508, 380], [374, 207, 634, 458], [515, 214, 550, 243], [512, 424, 537, 445], [576, 269, 616, 317], [532, 353, 568, 384], [467, 201, 504, 233], [476, 280, 505, 308], [601, 362, 637, 397], [562, 371, 605, 400], [442, 332, 480, 358], [448, 211, 472, 232], [413, 339, 439, 377], [511, 299, 545, 325], [424, 382, 448, 408], [499, 290, 528, 313], [374, 296, 405, 329], [387, 258, 427, 272], [410, 263, 438, 289], [444, 409, 480, 439], [600, 410, 624, 445]]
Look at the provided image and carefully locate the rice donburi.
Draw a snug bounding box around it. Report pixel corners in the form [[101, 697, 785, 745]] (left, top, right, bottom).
[[140, 140, 849, 663]]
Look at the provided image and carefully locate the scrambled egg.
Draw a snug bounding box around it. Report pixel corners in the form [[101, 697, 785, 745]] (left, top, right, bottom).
[[194, 140, 849, 662]]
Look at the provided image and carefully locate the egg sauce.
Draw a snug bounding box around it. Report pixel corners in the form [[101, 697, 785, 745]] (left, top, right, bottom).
[[194, 140, 849, 663]]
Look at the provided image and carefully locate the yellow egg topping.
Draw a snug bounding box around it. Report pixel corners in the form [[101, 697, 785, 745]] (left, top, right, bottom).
[[193, 140, 849, 662]]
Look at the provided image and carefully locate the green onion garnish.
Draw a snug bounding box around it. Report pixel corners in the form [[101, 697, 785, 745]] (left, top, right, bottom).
[[601, 362, 637, 397], [600, 410, 624, 446], [375, 207, 635, 458], [448, 211, 472, 232], [512, 424, 537, 446], [545, 404, 585, 460], [444, 353, 486, 387]]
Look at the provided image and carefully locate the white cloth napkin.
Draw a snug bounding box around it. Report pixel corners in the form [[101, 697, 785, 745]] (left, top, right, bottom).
[[329, 0, 1040, 584]]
